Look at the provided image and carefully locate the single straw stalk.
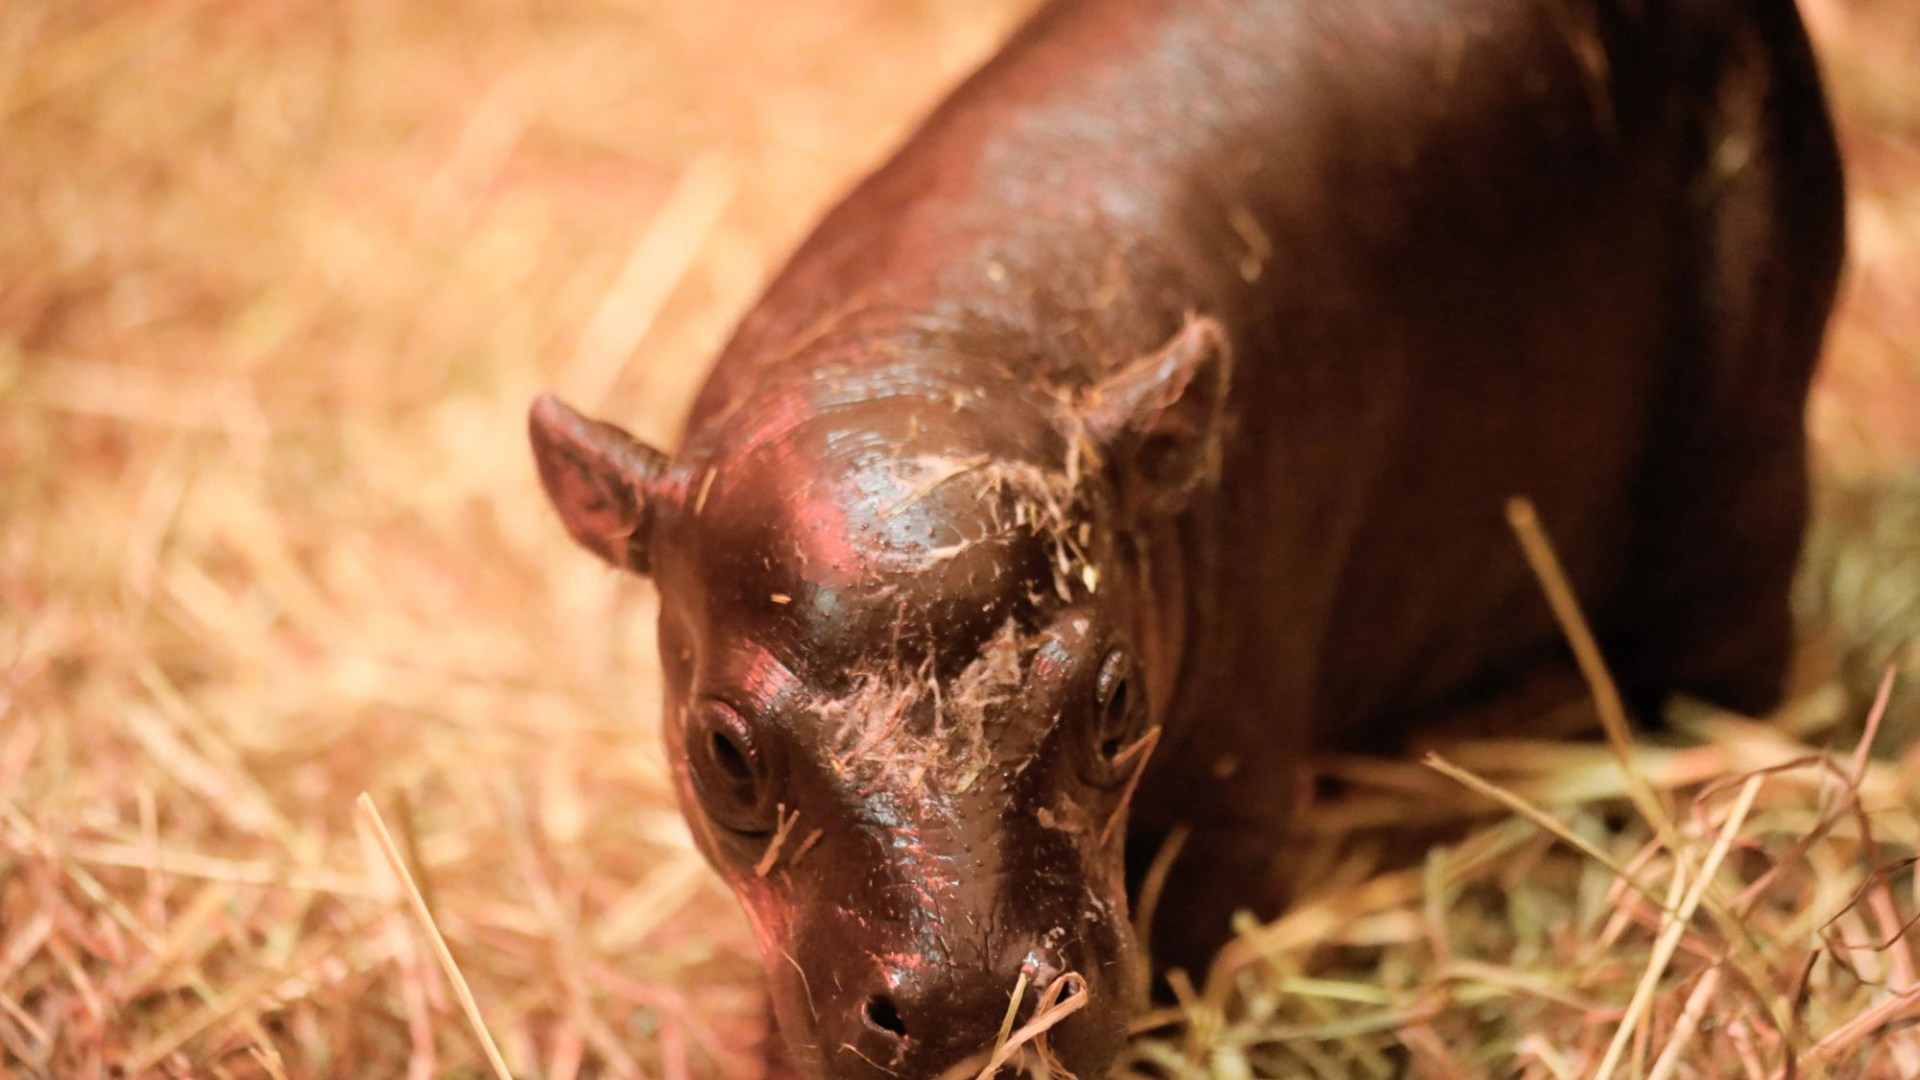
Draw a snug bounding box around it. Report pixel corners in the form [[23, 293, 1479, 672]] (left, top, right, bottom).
[[357, 792, 515, 1080]]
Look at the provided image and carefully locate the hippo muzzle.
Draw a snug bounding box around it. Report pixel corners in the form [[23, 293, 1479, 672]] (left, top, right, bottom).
[[749, 777, 1138, 1079]]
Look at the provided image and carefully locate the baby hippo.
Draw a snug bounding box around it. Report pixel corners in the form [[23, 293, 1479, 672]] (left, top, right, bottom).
[[529, 0, 1844, 1076]]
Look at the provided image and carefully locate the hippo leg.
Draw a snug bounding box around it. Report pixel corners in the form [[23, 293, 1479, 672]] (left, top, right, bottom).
[[1128, 813, 1294, 987], [1611, 1, 1844, 721], [1129, 663, 1618, 990]]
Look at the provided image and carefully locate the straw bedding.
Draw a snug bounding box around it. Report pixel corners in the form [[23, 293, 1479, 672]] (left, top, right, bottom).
[[2, 1, 1916, 1076]]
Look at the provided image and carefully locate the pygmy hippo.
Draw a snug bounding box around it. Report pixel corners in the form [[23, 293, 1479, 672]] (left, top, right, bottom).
[[529, 0, 1844, 1076]]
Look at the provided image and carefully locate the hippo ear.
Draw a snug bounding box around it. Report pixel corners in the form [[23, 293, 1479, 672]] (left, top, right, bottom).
[[528, 394, 674, 575], [1075, 315, 1233, 514]]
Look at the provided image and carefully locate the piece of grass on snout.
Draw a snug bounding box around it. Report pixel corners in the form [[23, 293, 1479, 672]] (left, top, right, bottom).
[[932, 972, 1092, 1080]]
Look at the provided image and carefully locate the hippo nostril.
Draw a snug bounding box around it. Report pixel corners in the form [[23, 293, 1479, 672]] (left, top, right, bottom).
[[862, 994, 907, 1041]]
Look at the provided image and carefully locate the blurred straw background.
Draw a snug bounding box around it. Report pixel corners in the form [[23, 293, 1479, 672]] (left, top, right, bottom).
[[0, 1, 1915, 1077]]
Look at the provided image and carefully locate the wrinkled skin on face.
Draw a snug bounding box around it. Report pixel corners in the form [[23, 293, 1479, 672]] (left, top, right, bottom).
[[529, 320, 1229, 1079]]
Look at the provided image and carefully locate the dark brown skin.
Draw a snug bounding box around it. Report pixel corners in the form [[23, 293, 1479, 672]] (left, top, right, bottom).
[[529, 1, 1845, 1076]]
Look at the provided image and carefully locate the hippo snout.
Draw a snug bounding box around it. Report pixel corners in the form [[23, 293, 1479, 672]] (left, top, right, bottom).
[[815, 944, 1123, 1080]]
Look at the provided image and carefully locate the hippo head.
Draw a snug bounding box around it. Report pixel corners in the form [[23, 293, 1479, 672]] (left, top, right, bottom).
[[528, 318, 1228, 1079]]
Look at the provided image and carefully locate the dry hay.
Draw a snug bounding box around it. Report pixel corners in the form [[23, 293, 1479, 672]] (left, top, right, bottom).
[[2, 0, 1918, 1078], [1121, 676, 1920, 1080]]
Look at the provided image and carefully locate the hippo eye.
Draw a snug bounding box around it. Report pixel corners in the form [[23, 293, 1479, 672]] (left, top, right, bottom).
[[1089, 648, 1145, 776], [688, 702, 778, 835]]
